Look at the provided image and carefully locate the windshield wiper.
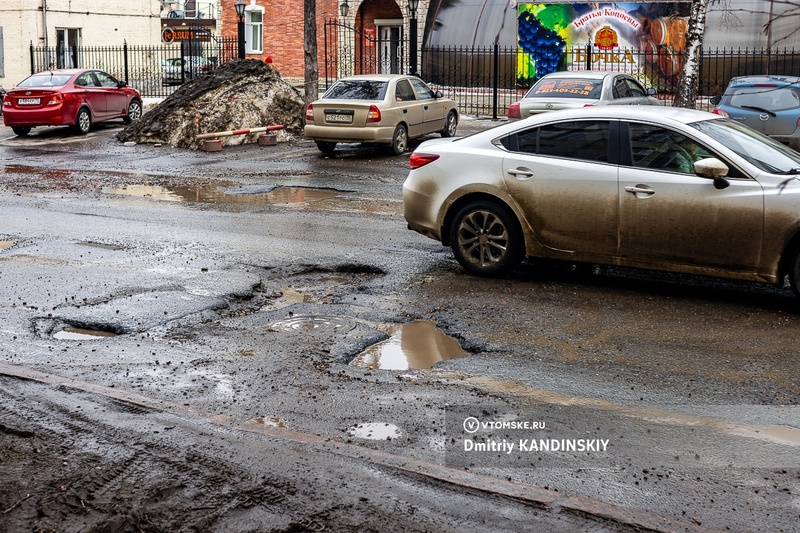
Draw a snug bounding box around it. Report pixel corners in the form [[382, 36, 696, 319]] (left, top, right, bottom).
[[740, 105, 777, 117]]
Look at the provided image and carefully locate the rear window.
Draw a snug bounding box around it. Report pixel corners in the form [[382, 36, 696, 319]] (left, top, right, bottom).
[[324, 80, 387, 100], [18, 73, 73, 88], [525, 78, 602, 100], [726, 86, 800, 112]]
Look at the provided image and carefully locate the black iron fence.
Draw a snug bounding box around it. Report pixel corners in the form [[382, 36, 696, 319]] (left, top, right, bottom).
[[29, 34, 238, 98]]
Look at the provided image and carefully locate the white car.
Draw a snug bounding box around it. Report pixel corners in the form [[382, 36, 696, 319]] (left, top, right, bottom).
[[403, 106, 800, 299], [508, 71, 662, 119]]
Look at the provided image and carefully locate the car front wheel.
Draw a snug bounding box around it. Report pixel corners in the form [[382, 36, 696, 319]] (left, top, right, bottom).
[[450, 201, 523, 276], [441, 111, 458, 138], [316, 141, 336, 154], [388, 124, 408, 155], [74, 108, 91, 134], [123, 100, 143, 124], [12, 126, 31, 137]]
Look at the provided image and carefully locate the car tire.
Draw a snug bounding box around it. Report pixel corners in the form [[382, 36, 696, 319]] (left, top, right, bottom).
[[123, 100, 143, 125], [389, 124, 408, 155], [316, 141, 337, 154], [74, 108, 91, 134], [449, 201, 524, 276], [441, 111, 458, 138], [788, 248, 800, 299], [12, 126, 31, 137]]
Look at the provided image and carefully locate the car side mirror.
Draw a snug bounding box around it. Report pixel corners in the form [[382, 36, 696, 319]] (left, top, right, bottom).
[[709, 95, 722, 106], [434, 90, 444, 98], [646, 87, 657, 96], [117, 80, 127, 88], [694, 157, 730, 188]]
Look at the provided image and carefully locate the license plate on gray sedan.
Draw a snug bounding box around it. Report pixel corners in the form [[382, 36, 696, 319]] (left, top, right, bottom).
[[18, 98, 40, 105], [325, 113, 353, 124]]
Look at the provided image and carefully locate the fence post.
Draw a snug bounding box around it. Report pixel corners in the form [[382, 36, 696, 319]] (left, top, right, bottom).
[[123, 40, 129, 83], [492, 41, 499, 120], [585, 43, 591, 70], [30, 42, 35, 74]]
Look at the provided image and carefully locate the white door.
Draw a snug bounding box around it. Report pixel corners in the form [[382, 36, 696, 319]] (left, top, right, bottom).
[[378, 26, 401, 74]]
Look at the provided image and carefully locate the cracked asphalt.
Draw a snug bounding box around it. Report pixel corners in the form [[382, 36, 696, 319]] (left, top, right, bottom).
[[0, 119, 798, 532]]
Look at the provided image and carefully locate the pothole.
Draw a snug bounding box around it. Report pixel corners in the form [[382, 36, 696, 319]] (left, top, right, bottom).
[[269, 315, 356, 332], [76, 241, 125, 251], [350, 320, 467, 370], [347, 422, 402, 440], [53, 327, 118, 340], [101, 184, 340, 205]]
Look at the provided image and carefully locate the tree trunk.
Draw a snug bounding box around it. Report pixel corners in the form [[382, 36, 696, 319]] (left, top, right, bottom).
[[303, 0, 319, 109], [673, 0, 708, 108]]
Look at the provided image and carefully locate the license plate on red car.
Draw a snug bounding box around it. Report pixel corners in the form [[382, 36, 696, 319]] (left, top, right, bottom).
[[18, 98, 40, 105]]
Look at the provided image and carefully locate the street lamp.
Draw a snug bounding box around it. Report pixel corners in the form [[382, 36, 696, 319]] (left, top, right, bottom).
[[408, 0, 419, 76], [340, 1, 349, 18], [235, 0, 246, 59]]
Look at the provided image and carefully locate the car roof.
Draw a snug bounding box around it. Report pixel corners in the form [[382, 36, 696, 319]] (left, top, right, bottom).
[[479, 106, 719, 139], [337, 74, 414, 82], [728, 75, 800, 86], [538, 70, 618, 80]]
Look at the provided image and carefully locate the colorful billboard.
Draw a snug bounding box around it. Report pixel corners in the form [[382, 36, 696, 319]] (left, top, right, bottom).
[[517, 3, 691, 86]]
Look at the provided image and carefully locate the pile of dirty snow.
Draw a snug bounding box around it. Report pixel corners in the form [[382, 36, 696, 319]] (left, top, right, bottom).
[[117, 59, 305, 149]]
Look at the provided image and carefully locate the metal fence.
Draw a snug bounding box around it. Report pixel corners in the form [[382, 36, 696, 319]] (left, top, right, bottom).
[[29, 33, 238, 98]]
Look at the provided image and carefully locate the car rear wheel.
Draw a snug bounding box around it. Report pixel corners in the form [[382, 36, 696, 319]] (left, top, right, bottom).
[[388, 124, 408, 155], [788, 248, 800, 299], [316, 141, 337, 154], [441, 111, 458, 138], [12, 126, 31, 137], [74, 108, 91, 134], [123, 100, 143, 125], [450, 201, 523, 276]]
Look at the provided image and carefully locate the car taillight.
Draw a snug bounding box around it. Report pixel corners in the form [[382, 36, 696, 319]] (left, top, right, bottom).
[[583, 103, 595, 107], [713, 108, 730, 118], [46, 94, 64, 106], [305, 104, 314, 122], [367, 104, 381, 123], [507, 102, 521, 119], [409, 153, 440, 169]]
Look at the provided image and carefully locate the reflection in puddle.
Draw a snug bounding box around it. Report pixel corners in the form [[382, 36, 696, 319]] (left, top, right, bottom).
[[270, 315, 356, 332], [54, 327, 117, 340], [350, 321, 467, 370], [0, 241, 14, 249], [347, 422, 402, 440], [102, 184, 339, 205], [253, 416, 287, 428]]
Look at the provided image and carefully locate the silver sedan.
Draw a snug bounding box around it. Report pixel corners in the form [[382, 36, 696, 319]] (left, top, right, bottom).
[[403, 106, 800, 298], [508, 71, 662, 119]]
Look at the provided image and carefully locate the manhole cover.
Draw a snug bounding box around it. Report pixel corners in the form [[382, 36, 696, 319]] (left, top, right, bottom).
[[270, 315, 356, 332]]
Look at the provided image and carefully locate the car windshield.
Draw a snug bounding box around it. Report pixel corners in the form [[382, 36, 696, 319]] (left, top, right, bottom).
[[525, 78, 602, 99], [727, 86, 800, 111], [18, 73, 72, 88], [690, 118, 800, 174], [324, 80, 387, 100]]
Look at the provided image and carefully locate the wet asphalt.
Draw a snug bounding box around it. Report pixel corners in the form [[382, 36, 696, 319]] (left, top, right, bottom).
[[0, 118, 798, 532]]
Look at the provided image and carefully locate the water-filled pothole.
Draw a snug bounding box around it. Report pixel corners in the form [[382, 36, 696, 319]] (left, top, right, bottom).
[[54, 327, 118, 340], [350, 320, 467, 370], [0, 241, 15, 249], [269, 315, 356, 332], [347, 422, 402, 440], [101, 184, 339, 205]]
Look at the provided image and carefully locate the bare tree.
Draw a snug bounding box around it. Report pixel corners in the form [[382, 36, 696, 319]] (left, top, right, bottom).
[[304, 0, 319, 109], [673, 0, 709, 108]]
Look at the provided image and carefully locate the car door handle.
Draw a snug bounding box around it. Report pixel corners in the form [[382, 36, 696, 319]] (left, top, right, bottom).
[[625, 185, 655, 196], [424, 105, 429, 110], [507, 168, 534, 179], [403, 109, 408, 114]]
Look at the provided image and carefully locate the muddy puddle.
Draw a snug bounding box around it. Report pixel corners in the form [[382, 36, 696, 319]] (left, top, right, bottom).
[[350, 321, 467, 370], [101, 184, 339, 206], [0, 241, 15, 249], [347, 422, 402, 440], [53, 327, 118, 340], [76, 241, 124, 251]]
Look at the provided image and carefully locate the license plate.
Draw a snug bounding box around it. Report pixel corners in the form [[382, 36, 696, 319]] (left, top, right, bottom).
[[325, 114, 353, 124], [18, 98, 40, 105]]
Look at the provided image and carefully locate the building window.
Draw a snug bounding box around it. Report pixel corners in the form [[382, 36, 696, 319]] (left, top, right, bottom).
[[246, 8, 264, 54]]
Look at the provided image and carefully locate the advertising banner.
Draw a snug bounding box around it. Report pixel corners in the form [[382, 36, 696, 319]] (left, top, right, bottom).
[[517, 3, 691, 86]]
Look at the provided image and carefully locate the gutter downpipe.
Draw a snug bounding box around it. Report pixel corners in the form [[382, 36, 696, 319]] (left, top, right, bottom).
[[42, 0, 49, 49]]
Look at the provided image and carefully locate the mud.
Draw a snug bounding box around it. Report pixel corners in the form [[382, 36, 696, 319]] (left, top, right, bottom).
[[116, 59, 305, 149]]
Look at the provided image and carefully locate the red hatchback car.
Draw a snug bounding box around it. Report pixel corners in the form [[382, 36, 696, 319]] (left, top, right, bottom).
[[2, 69, 143, 136]]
